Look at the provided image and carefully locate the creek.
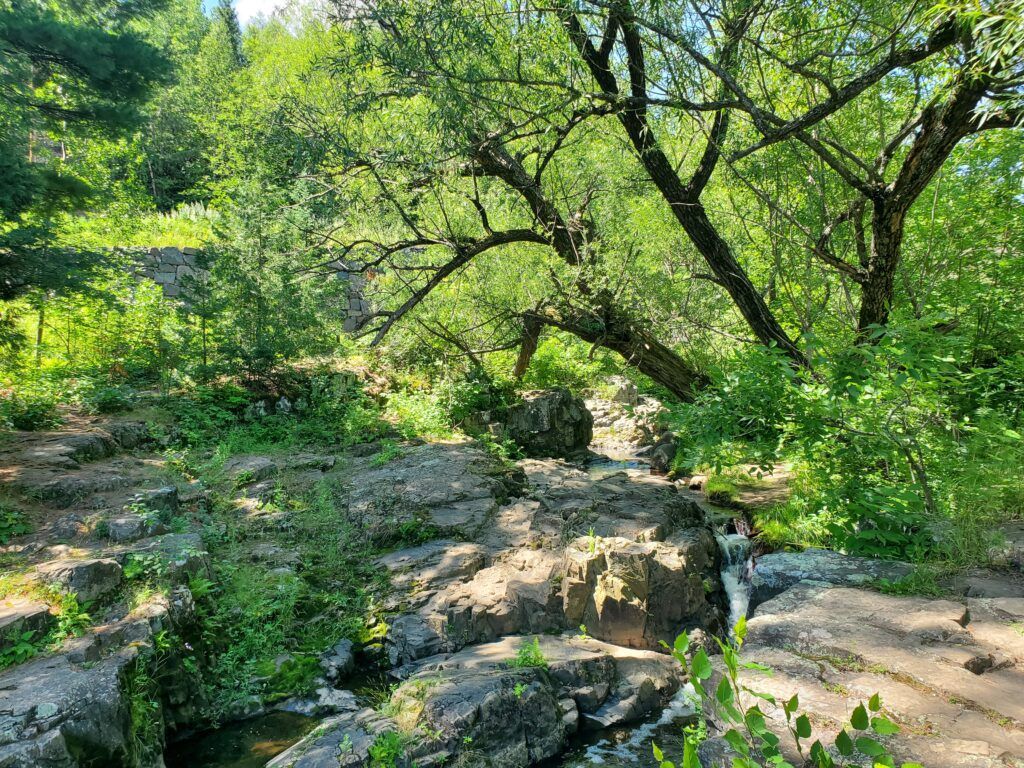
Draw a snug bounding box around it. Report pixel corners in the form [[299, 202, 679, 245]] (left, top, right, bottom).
[[169, 456, 754, 768]]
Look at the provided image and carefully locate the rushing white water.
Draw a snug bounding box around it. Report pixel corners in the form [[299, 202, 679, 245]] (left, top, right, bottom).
[[717, 532, 753, 632], [558, 684, 700, 766]]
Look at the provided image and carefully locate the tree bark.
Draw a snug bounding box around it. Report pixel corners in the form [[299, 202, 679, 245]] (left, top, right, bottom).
[[475, 141, 708, 396], [513, 313, 542, 379], [857, 77, 989, 334], [527, 306, 708, 401]]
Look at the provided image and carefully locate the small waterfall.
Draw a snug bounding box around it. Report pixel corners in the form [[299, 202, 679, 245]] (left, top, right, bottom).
[[717, 532, 753, 633]]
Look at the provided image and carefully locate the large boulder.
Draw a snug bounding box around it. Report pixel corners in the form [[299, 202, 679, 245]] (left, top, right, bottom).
[[0, 599, 55, 652], [0, 650, 138, 768], [470, 389, 593, 459], [36, 558, 123, 603], [381, 634, 682, 768], [561, 531, 723, 649]]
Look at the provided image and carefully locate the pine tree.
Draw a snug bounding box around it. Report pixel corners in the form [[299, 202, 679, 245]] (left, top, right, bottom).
[[0, 0, 170, 298], [214, 0, 246, 67]]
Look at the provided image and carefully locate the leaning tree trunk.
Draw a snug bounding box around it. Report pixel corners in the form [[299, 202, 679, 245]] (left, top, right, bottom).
[[526, 306, 709, 401]]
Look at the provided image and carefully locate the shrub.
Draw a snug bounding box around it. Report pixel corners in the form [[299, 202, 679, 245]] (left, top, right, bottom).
[[0, 505, 31, 544], [509, 637, 547, 669], [0, 389, 60, 431], [368, 731, 406, 768]]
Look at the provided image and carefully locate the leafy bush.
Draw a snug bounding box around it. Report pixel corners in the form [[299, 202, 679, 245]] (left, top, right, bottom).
[[665, 323, 1024, 562], [0, 388, 60, 430], [509, 637, 547, 669], [81, 382, 135, 414], [0, 505, 31, 544], [368, 731, 406, 768]]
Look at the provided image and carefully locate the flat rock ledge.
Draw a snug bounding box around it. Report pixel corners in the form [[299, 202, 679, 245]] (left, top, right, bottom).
[[702, 584, 1024, 768]]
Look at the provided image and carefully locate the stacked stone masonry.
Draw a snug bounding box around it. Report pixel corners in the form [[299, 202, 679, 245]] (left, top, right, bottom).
[[126, 247, 372, 329]]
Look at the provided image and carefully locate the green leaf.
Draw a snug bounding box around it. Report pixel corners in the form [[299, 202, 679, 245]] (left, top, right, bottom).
[[674, 633, 690, 654], [734, 615, 747, 644], [868, 693, 881, 712], [795, 713, 812, 739], [722, 728, 751, 757], [835, 729, 854, 756], [855, 736, 886, 757], [783, 694, 799, 716], [871, 716, 900, 735], [681, 738, 700, 768], [691, 649, 712, 680], [741, 686, 776, 705], [809, 740, 834, 768], [850, 703, 869, 730], [716, 676, 734, 705]]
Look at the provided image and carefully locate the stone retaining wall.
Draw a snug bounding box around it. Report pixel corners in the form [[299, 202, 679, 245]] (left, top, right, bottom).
[[124, 247, 372, 329]]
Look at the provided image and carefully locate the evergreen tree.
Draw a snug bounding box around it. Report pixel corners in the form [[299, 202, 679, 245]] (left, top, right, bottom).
[[0, 0, 171, 298], [214, 0, 245, 68]]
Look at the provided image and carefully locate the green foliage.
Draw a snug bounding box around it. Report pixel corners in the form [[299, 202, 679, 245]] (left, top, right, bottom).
[[667, 325, 1024, 563], [371, 439, 404, 467], [126, 659, 163, 767], [509, 637, 547, 669], [704, 476, 739, 506], [368, 731, 406, 768], [0, 0, 170, 299], [195, 477, 392, 720], [0, 386, 60, 430], [0, 504, 31, 544], [0, 630, 39, 669], [384, 389, 453, 440], [654, 621, 921, 768]]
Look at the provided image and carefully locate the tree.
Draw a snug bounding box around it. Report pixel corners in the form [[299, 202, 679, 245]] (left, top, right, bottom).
[[214, 0, 246, 68], [0, 0, 170, 298], [309, 0, 1021, 399]]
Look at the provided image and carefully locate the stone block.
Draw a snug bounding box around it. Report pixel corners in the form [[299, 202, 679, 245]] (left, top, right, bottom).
[[161, 247, 184, 265]]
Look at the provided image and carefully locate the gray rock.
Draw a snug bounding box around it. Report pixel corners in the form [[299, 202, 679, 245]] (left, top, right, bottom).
[[320, 639, 355, 683], [224, 455, 279, 484], [267, 707, 399, 768], [0, 599, 55, 651], [609, 376, 639, 406], [749, 548, 912, 610], [501, 389, 593, 459], [561, 532, 723, 649], [36, 558, 122, 603], [383, 634, 681, 767], [648, 432, 677, 474], [726, 582, 1024, 767], [0, 648, 141, 767], [106, 514, 167, 543], [131, 486, 178, 517], [106, 421, 151, 450], [50, 514, 87, 540]]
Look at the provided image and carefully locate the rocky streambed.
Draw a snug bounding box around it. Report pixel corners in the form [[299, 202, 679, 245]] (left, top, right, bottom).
[[2, 390, 1022, 768]]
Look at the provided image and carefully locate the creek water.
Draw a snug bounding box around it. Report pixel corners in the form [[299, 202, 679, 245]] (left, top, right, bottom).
[[716, 532, 753, 632], [552, 685, 699, 767], [164, 711, 316, 768]]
